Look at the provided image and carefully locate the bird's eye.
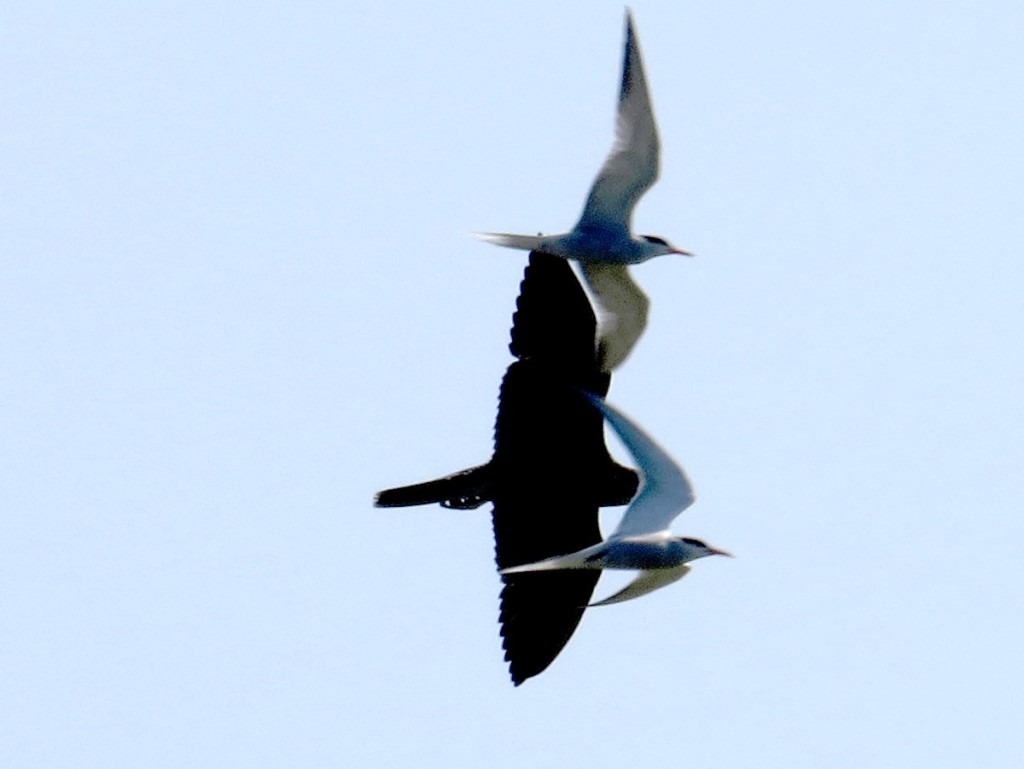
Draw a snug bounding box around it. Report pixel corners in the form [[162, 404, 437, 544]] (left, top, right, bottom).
[[681, 537, 706, 548], [641, 235, 668, 246]]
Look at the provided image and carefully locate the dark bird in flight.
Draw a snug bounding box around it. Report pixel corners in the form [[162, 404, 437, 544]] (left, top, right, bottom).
[[375, 252, 638, 685]]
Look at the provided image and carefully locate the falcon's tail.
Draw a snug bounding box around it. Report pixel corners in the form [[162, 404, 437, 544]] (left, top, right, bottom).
[[374, 464, 492, 510]]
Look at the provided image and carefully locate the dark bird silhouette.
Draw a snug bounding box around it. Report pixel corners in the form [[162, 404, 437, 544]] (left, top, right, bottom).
[[375, 252, 638, 685]]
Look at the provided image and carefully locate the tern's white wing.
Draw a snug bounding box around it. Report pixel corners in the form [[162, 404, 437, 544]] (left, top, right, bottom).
[[589, 564, 691, 606], [577, 11, 660, 231], [578, 262, 649, 372], [587, 396, 695, 537]]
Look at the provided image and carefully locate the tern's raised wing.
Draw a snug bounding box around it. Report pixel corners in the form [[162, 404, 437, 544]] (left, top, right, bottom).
[[578, 262, 650, 372], [588, 396, 696, 538], [577, 11, 660, 231]]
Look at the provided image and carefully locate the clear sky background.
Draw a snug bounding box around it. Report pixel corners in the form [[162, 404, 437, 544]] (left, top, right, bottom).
[[3, 1, 1023, 766]]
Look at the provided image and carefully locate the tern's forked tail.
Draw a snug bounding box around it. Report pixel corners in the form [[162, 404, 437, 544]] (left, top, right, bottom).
[[474, 231, 557, 254], [500, 541, 608, 575]]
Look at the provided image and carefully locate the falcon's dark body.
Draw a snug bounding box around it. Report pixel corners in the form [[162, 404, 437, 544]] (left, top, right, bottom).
[[375, 252, 637, 684]]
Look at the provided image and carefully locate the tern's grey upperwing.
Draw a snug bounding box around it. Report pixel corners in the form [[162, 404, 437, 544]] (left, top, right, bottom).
[[576, 10, 660, 232], [590, 395, 696, 538]]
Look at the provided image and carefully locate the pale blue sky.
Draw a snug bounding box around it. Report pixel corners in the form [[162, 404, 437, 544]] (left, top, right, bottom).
[[3, 1, 1024, 766]]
